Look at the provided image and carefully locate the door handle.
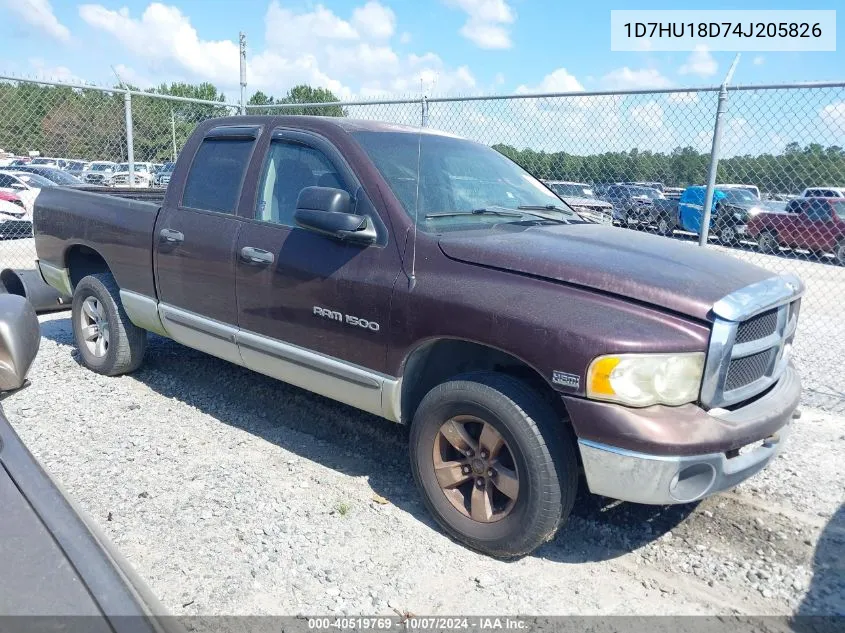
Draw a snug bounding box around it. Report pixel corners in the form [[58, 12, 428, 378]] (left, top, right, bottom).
[[240, 246, 274, 265], [159, 228, 184, 244]]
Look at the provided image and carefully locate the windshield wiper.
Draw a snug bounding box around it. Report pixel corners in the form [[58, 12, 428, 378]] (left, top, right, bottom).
[[425, 208, 524, 219], [514, 205, 573, 223]]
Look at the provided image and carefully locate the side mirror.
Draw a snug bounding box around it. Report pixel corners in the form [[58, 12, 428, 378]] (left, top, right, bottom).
[[0, 294, 40, 392], [294, 186, 377, 245]]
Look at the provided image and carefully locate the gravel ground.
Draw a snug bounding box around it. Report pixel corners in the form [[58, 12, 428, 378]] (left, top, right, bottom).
[[3, 313, 843, 622]]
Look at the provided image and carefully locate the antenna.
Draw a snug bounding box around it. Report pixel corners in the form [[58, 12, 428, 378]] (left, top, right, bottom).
[[409, 97, 422, 290]]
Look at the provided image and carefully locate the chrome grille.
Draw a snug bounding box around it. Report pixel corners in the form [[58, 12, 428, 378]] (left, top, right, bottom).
[[725, 349, 775, 391], [701, 276, 803, 409], [735, 309, 778, 344]]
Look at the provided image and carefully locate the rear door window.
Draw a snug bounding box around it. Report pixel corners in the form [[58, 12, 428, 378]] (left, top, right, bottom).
[[182, 138, 255, 214]]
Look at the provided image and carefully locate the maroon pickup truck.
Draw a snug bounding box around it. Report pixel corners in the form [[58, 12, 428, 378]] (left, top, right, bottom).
[[748, 197, 845, 264], [33, 116, 802, 558]]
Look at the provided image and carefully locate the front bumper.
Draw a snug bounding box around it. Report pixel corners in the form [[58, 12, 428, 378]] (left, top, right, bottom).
[[567, 364, 801, 505]]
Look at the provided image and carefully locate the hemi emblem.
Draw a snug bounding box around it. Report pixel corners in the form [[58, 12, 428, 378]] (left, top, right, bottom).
[[552, 371, 580, 390]]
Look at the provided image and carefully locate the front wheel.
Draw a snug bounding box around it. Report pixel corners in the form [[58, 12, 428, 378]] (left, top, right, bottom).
[[72, 273, 147, 376], [409, 372, 578, 558], [657, 217, 673, 237], [836, 242, 845, 266], [719, 225, 738, 245], [758, 231, 779, 255]]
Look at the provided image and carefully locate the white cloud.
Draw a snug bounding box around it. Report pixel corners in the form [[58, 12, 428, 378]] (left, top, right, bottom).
[[78, 1, 477, 100], [3, 0, 70, 42], [667, 91, 699, 104], [600, 67, 672, 90], [678, 46, 718, 77], [399, 31, 411, 44], [28, 58, 85, 84], [79, 3, 239, 86], [630, 101, 664, 129], [753, 55, 765, 66], [444, 0, 515, 49], [820, 102, 845, 133], [351, 1, 395, 39], [516, 68, 583, 94]]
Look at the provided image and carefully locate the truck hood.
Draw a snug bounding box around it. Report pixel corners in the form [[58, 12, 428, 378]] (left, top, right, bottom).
[[438, 223, 774, 321], [563, 196, 612, 209]]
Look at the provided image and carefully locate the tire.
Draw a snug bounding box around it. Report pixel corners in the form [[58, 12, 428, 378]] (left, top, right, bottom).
[[758, 231, 779, 255], [71, 273, 147, 376], [409, 371, 578, 558], [719, 225, 738, 245], [836, 242, 845, 266]]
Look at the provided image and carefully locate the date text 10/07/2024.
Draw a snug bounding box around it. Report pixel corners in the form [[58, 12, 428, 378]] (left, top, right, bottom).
[[307, 617, 528, 631]]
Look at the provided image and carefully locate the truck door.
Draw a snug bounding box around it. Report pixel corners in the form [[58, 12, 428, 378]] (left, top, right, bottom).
[[153, 125, 260, 365], [234, 129, 401, 418], [802, 199, 834, 251]]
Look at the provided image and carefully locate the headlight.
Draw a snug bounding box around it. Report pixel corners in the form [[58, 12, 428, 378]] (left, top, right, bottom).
[[587, 352, 705, 407]]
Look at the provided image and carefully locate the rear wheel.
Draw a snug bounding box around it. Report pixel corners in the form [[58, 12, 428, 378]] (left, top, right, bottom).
[[836, 242, 845, 266], [758, 231, 779, 255], [719, 225, 738, 245], [72, 273, 147, 376], [409, 372, 578, 558]]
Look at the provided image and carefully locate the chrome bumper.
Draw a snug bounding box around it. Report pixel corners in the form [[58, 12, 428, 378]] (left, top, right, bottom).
[[578, 365, 800, 505]]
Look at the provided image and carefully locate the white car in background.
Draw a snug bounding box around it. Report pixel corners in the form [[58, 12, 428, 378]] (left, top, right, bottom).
[[800, 186, 845, 198], [0, 171, 55, 212], [83, 161, 118, 186], [111, 162, 155, 188]]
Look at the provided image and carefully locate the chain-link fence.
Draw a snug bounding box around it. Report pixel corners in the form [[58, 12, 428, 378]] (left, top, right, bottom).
[[0, 75, 238, 267], [0, 74, 843, 409]]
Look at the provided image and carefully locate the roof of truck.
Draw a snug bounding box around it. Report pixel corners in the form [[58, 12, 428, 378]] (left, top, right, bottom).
[[209, 115, 465, 139]]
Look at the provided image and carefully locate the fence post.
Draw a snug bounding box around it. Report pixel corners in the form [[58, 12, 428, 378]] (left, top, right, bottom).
[[420, 96, 429, 127], [699, 55, 740, 246], [123, 89, 135, 185], [239, 32, 247, 115]]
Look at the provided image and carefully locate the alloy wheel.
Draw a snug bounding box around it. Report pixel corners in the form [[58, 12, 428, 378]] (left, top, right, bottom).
[[79, 296, 110, 358], [432, 415, 519, 523]]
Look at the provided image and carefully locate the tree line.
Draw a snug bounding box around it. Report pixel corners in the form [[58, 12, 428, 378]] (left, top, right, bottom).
[[0, 78, 842, 194], [0, 81, 344, 163], [493, 142, 845, 195]]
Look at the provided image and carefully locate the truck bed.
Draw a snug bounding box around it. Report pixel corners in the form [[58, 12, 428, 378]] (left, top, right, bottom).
[[34, 187, 161, 298]]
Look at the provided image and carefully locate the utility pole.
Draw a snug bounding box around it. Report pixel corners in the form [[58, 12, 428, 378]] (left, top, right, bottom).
[[239, 32, 247, 115]]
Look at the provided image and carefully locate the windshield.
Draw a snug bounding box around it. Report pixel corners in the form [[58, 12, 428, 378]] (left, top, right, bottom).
[[91, 163, 114, 171], [37, 169, 81, 185], [30, 158, 55, 165], [626, 187, 661, 198], [352, 131, 575, 229], [551, 183, 594, 198], [16, 173, 55, 188], [721, 189, 758, 204]]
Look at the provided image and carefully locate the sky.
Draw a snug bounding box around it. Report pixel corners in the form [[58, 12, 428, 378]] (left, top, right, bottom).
[[1, 0, 843, 100], [0, 0, 843, 155]]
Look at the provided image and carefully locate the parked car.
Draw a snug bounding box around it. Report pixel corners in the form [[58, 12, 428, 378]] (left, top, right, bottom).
[[0, 165, 83, 186], [800, 186, 845, 199], [663, 187, 684, 200], [83, 161, 118, 186], [33, 116, 802, 558], [0, 171, 55, 212], [0, 190, 31, 237], [63, 160, 88, 179], [111, 162, 155, 188], [0, 190, 25, 210], [621, 181, 665, 193], [678, 185, 763, 244], [29, 157, 61, 167], [601, 184, 664, 226], [153, 161, 176, 188], [545, 180, 614, 224], [0, 294, 183, 631], [719, 183, 761, 200], [748, 197, 845, 264]]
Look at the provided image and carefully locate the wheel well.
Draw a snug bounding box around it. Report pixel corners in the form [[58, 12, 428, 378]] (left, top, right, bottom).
[[399, 339, 566, 424], [65, 245, 110, 290]]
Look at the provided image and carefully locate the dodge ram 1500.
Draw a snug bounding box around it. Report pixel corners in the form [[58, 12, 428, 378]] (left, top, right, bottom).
[[33, 116, 803, 557]]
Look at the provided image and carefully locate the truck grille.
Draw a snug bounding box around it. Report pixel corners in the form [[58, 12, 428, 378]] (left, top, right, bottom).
[[735, 309, 778, 344], [701, 276, 803, 409]]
